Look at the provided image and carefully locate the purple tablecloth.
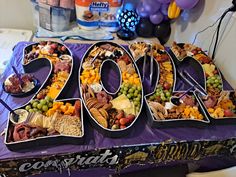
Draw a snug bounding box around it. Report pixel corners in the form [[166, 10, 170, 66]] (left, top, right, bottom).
[[0, 41, 236, 162]]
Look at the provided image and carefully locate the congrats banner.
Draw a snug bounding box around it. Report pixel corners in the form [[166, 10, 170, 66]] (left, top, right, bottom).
[[1, 138, 236, 177]]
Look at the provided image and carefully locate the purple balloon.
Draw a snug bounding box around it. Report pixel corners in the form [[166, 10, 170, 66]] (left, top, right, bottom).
[[136, 2, 149, 17], [175, 0, 200, 10], [155, 0, 171, 4], [143, 0, 161, 15], [160, 3, 169, 16], [150, 11, 164, 25]]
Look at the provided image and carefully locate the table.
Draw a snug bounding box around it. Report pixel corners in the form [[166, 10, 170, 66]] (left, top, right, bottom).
[[32, 33, 160, 45], [0, 41, 236, 177]]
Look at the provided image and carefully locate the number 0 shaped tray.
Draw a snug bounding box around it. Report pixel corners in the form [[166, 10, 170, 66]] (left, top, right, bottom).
[[79, 41, 143, 137]]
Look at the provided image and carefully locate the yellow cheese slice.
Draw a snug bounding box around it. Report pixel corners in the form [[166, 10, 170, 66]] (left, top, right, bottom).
[[123, 101, 136, 115], [111, 94, 137, 115], [111, 94, 132, 110], [202, 64, 215, 77]]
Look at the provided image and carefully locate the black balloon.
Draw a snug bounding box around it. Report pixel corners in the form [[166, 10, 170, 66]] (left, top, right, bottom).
[[136, 18, 154, 38], [153, 21, 171, 44]]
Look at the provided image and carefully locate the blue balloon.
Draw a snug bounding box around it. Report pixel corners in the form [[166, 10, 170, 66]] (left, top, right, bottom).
[[124, 2, 135, 11]]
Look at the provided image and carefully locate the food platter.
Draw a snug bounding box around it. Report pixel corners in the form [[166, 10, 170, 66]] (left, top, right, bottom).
[[4, 41, 84, 151], [2, 40, 236, 151], [169, 42, 236, 124], [130, 42, 210, 128], [79, 41, 143, 137]]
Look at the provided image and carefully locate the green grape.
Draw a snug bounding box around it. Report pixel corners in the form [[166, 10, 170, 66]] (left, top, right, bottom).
[[42, 105, 48, 112], [129, 93, 134, 98], [45, 96, 52, 102], [209, 80, 214, 84], [40, 99, 47, 105], [218, 85, 222, 89], [128, 88, 134, 93], [25, 105, 31, 111], [124, 83, 129, 88], [118, 92, 122, 96], [123, 91, 127, 95], [124, 87, 128, 91], [29, 109, 34, 113], [32, 102, 39, 108], [211, 76, 216, 80], [149, 95, 155, 101], [137, 101, 141, 106], [127, 94, 132, 99], [37, 103, 43, 110], [213, 84, 218, 88], [33, 108, 38, 112], [132, 85, 137, 90], [30, 99, 36, 104], [48, 102, 53, 108], [134, 91, 138, 97], [137, 86, 142, 91], [161, 96, 166, 101], [165, 91, 171, 97], [134, 101, 139, 106], [214, 79, 219, 84]]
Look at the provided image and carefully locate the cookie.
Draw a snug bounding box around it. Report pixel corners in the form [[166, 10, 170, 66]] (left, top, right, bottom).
[[90, 108, 108, 128], [102, 103, 112, 110], [86, 98, 98, 109], [99, 108, 109, 120], [93, 102, 105, 109]]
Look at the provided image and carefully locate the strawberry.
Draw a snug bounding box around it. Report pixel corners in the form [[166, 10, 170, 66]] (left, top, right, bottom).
[[61, 46, 67, 52], [51, 43, 58, 50], [224, 109, 234, 117]]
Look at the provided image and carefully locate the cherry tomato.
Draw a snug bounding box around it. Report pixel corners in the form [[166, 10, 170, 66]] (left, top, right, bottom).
[[119, 118, 129, 125]]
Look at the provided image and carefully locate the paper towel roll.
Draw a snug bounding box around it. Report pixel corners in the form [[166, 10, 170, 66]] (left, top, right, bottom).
[[60, 0, 75, 9]]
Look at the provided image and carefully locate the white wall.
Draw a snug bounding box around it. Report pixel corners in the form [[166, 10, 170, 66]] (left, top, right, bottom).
[[0, 0, 34, 31], [169, 0, 236, 88]]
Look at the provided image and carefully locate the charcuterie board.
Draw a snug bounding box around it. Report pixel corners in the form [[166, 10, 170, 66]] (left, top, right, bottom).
[[79, 41, 143, 137], [169, 42, 236, 124]]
